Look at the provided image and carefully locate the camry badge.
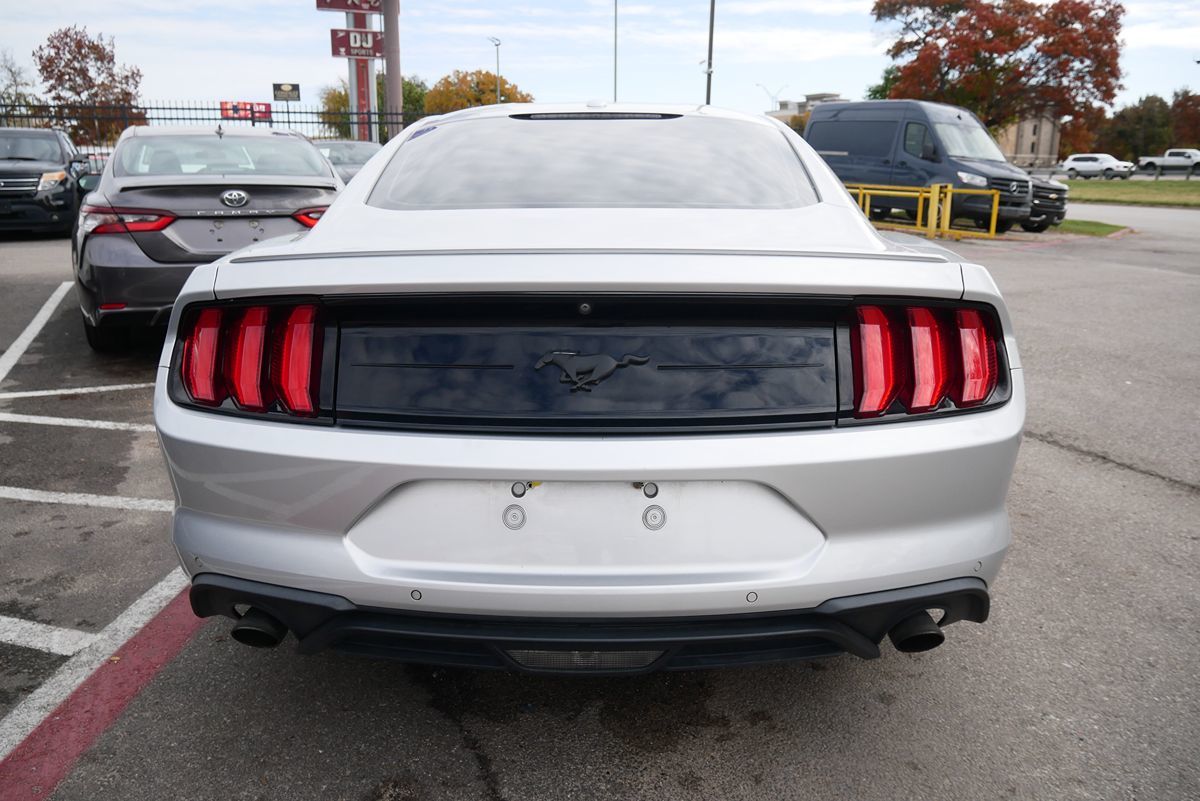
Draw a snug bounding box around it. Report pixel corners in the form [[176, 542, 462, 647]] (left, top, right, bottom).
[[221, 189, 249, 208], [535, 351, 649, 392]]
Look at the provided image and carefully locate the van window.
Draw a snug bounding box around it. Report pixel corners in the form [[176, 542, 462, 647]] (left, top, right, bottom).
[[932, 122, 1005, 162], [903, 122, 932, 159], [806, 120, 897, 158]]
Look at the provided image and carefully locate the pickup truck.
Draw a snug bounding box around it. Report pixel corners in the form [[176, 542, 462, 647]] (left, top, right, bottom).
[[1138, 148, 1200, 173]]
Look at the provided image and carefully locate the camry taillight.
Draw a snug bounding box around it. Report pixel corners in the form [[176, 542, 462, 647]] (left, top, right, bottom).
[[178, 303, 323, 418], [851, 303, 1001, 418], [292, 207, 327, 228], [79, 205, 176, 235]]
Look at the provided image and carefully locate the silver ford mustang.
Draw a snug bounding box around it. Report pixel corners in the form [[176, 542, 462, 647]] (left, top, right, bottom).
[[154, 103, 1024, 674]]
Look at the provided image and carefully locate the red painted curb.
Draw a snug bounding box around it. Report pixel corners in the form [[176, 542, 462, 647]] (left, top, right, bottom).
[[0, 589, 204, 801]]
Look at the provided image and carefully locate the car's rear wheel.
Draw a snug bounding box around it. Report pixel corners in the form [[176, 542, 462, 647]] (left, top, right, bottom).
[[83, 317, 130, 352]]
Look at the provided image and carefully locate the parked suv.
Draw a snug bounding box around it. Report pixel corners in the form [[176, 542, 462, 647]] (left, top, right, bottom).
[[804, 100, 1032, 233], [1060, 153, 1134, 180], [1022, 178, 1068, 233], [0, 127, 91, 233]]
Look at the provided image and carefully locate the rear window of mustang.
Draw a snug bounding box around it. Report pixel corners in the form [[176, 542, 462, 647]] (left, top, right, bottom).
[[367, 115, 819, 210]]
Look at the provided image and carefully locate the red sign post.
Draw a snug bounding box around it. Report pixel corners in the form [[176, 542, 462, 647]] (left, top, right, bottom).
[[319, 0, 382, 142]]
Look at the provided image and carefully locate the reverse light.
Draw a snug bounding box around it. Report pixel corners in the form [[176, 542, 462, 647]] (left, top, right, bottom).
[[79, 205, 176, 235], [292, 207, 327, 228]]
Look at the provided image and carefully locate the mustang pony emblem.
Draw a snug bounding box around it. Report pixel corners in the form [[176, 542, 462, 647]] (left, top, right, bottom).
[[535, 351, 649, 392]]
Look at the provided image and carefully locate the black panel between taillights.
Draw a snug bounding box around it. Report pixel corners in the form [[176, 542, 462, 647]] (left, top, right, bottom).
[[328, 294, 845, 434]]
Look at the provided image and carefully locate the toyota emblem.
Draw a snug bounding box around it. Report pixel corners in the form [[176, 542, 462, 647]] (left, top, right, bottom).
[[221, 189, 249, 207]]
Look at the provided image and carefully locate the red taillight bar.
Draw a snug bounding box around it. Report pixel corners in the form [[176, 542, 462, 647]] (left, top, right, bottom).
[[850, 303, 1001, 418], [80, 204, 176, 235], [851, 305, 901, 417], [178, 303, 321, 419], [951, 309, 998, 407], [225, 306, 272, 411], [181, 307, 224, 406], [271, 305, 320, 416], [293, 207, 327, 229]]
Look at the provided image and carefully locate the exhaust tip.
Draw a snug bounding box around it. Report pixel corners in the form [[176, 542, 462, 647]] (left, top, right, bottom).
[[887, 610, 946, 653], [230, 608, 287, 648]]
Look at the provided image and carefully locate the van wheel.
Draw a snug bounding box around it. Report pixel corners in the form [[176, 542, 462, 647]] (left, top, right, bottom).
[[868, 207, 891, 221], [83, 318, 130, 353]]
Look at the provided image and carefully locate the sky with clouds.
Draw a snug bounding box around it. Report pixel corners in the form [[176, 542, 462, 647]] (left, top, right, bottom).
[[1, 0, 1195, 115]]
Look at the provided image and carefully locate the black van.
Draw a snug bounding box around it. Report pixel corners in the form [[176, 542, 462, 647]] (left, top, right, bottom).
[[804, 100, 1032, 233]]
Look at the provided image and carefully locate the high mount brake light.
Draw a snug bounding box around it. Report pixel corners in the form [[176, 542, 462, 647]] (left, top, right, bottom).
[[851, 303, 1000, 418], [179, 304, 321, 418], [79, 205, 176, 235]]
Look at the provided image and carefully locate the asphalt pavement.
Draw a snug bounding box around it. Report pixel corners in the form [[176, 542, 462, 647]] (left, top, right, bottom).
[[0, 215, 1196, 800]]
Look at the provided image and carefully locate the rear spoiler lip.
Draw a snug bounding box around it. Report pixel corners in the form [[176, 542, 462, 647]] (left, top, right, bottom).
[[229, 247, 950, 265], [113, 175, 338, 191]]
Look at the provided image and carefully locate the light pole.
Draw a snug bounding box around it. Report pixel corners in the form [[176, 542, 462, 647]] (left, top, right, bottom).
[[704, 0, 716, 104], [613, 0, 618, 102], [488, 37, 502, 104]]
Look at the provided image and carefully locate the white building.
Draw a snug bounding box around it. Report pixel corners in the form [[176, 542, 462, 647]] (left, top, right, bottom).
[[765, 93, 848, 124]]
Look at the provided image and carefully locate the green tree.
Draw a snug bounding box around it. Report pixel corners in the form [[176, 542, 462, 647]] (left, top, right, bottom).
[[1094, 95, 1172, 160], [865, 66, 899, 100], [423, 70, 532, 115], [319, 73, 428, 140]]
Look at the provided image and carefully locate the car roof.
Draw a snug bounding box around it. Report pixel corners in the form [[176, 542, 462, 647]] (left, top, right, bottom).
[[0, 127, 60, 135], [423, 102, 781, 129]]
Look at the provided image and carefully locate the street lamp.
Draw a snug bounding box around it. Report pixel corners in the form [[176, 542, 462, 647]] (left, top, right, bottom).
[[488, 37, 502, 104]]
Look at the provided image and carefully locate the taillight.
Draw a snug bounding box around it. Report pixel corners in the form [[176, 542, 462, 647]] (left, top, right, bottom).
[[181, 307, 225, 406], [225, 307, 272, 411], [951, 309, 998, 407], [850, 303, 1002, 419], [79, 205, 176, 235], [271, 305, 320, 416], [293, 207, 327, 228], [176, 303, 323, 419], [902, 307, 950, 413], [850, 305, 901, 417]]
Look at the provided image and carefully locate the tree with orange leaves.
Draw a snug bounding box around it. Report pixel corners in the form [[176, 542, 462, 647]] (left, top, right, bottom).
[[424, 70, 533, 115], [872, 0, 1123, 137]]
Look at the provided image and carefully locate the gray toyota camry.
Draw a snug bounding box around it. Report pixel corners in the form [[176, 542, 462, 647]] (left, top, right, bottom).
[[72, 126, 341, 351]]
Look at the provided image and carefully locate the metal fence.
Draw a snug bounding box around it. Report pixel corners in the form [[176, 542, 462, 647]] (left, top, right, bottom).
[[0, 101, 415, 150]]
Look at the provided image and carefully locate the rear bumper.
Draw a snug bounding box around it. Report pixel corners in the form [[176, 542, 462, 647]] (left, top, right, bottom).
[[191, 572, 991, 673], [76, 234, 200, 326]]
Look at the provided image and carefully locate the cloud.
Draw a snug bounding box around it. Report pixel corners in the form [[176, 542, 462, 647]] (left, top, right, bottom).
[[1123, 21, 1200, 49], [724, 0, 873, 16]]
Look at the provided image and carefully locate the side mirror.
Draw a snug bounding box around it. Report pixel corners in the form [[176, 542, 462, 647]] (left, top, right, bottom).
[[78, 173, 100, 192], [921, 140, 938, 161]]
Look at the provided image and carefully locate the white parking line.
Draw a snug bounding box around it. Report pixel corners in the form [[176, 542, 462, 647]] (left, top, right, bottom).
[[0, 382, 155, 400], [0, 412, 155, 433], [0, 568, 187, 761], [0, 486, 172, 513], [0, 616, 96, 657], [0, 281, 72, 386]]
